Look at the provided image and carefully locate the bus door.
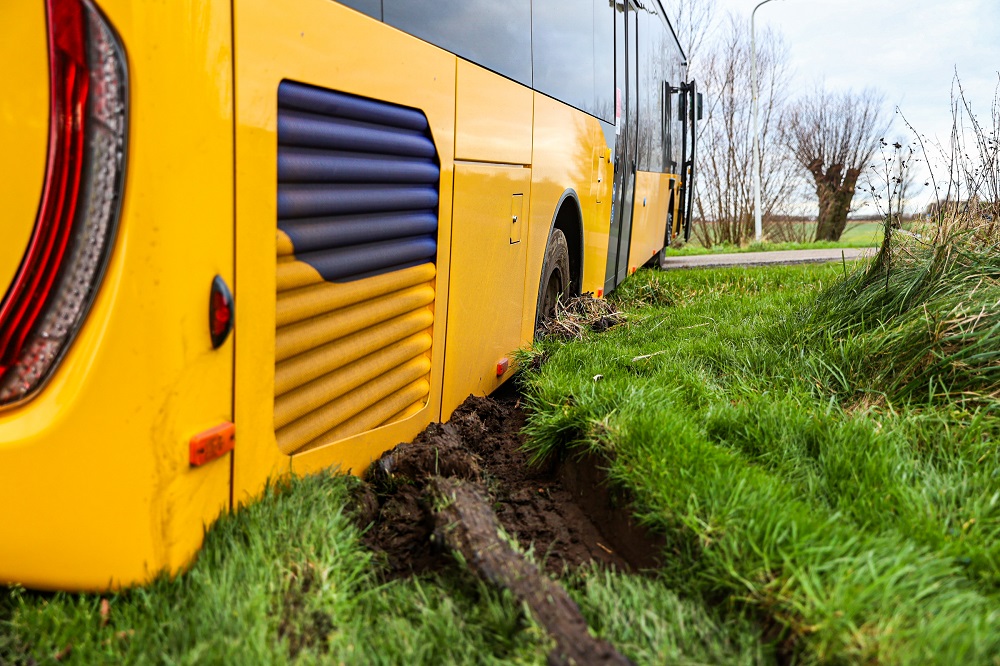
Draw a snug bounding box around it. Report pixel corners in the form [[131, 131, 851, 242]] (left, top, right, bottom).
[[604, 0, 639, 295]]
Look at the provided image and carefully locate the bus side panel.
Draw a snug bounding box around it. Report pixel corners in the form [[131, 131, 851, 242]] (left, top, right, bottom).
[[232, 0, 456, 488], [440, 61, 533, 418], [0, 2, 47, 294], [0, 0, 235, 590], [585, 138, 615, 293], [442, 163, 531, 418], [454, 61, 532, 167], [526, 93, 611, 335], [627, 172, 676, 271]]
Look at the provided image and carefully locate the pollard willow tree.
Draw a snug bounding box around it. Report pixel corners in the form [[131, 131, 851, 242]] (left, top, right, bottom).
[[786, 88, 890, 241]]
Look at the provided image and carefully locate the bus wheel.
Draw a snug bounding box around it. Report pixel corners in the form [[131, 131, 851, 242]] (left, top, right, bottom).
[[535, 228, 571, 332]]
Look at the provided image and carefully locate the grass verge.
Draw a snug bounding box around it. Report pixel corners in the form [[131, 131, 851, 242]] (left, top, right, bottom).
[[1, 473, 766, 664], [521, 253, 1000, 664]]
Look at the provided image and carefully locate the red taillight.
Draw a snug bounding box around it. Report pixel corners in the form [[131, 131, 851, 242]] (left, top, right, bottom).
[[209, 276, 233, 349], [0, 0, 127, 407]]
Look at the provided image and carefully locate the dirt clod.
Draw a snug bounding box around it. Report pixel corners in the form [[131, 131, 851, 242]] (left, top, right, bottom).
[[277, 563, 334, 658], [361, 393, 643, 577]]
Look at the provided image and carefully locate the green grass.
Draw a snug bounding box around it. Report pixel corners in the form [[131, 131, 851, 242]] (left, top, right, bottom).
[[667, 222, 882, 255], [838, 221, 884, 245], [0, 473, 767, 664], [521, 255, 1000, 664], [1, 476, 544, 664], [8, 225, 998, 664]]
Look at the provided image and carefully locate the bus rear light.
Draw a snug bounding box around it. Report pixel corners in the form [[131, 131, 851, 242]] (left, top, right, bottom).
[[209, 276, 233, 349], [0, 0, 127, 408]]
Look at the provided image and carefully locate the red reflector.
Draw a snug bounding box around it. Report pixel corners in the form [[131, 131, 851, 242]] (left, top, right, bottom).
[[597, 289, 604, 298], [630, 266, 637, 274], [190, 422, 235, 467], [209, 276, 234, 349], [496, 357, 509, 376]]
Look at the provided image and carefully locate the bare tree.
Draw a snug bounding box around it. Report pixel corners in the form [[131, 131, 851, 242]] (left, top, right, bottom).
[[922, 72, 1000, 223], [786, 88, 890, 241], [671, 0, 718, 67], [692, 14, 797, 246]]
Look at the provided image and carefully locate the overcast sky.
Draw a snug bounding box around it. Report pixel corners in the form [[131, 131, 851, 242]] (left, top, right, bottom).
[[709, 0, 1000, 210]]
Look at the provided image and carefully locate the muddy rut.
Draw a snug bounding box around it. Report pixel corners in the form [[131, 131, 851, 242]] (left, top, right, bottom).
[[352, 391, 664, 665]]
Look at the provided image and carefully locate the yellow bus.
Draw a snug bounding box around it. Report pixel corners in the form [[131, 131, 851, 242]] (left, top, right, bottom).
[[0, 0, 697, 590]]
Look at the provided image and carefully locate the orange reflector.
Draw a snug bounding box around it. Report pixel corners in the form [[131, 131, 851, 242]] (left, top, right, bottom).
[[496, 357, 510, 376], [189, 422, 235, 467], [630, 266, 636, 274]]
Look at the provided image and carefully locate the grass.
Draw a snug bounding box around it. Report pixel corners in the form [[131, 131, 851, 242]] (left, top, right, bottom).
[[520, 234, 1000, 664], [1, 476, 544, 664], [667, 221, 882, 255], [0, 473, 767, 664], [7, 222, 999, 664]]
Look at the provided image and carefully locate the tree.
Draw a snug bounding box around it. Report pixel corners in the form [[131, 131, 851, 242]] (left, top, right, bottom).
[[673, 0, 718, 67], [692, 14, 797, 246], [786, 88, 890, 241]]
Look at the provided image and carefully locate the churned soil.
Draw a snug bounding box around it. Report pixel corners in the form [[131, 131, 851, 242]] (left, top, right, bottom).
[[356, 390, 661, 579], [351, 388, 662, 665]]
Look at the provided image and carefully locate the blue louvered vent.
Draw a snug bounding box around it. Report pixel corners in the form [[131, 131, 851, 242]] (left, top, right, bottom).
[[273, 82, 440, 457], [277, 81, 439, 282]]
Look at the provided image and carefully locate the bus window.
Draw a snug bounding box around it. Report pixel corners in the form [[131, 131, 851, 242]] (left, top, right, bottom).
[[637, 3, 667, 172], [383, 0, 531, 86], [532, 0, 615, 122], [594, 0, 615, 122]]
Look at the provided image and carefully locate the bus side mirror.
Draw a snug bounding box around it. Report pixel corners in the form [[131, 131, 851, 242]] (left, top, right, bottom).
[[697, 93, 703, 121]]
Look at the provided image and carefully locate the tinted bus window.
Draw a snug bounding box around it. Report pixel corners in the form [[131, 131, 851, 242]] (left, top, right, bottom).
[[533, 0, 615, 122], [593, 0, 615, 121], [636, 2, 666, 172], [339, 0, 382, 20], [383, 0, 531, 86]]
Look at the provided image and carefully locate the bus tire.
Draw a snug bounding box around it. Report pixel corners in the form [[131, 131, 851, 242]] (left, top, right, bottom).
[[534, 228, 571, 333]]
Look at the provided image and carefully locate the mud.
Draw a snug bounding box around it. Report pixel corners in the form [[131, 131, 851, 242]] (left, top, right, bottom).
[[428, 476, 632, 666], [353, 389, 660, 665], [277, 562, 334, 658], [360, 390, 661, 578]]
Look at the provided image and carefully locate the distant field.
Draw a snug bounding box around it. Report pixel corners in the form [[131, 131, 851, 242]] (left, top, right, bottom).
[[669, 221, 883, 255]]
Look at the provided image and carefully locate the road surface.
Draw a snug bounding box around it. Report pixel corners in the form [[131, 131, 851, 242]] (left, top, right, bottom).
[[658, 247, 875, 270]]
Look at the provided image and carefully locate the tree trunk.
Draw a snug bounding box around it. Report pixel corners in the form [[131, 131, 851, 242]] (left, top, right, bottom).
[[809, 160, 860, 242]]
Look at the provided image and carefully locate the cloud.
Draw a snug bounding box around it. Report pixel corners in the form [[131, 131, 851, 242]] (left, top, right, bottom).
[[711, 0, 999, 209]]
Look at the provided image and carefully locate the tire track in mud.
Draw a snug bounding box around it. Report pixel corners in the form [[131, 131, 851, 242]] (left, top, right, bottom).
[[352, 390, 664, 665]]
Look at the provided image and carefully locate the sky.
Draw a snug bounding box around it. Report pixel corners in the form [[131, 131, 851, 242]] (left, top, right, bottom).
[[708, 0, 1000, 211]]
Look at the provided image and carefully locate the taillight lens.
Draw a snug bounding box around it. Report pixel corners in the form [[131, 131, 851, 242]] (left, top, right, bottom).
[[209, 276, 234, 349], [0, 0, 127, 407]]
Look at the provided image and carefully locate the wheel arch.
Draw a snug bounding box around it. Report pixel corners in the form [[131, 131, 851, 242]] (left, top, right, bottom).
[[545, 189, 584, 296]]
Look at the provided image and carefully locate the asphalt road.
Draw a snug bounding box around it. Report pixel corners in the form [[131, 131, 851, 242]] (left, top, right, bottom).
[[658, 247, 876, 270]]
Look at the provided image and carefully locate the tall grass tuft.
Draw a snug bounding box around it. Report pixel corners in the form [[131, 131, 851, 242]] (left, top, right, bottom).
[[801, 217, 1000, 409]]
